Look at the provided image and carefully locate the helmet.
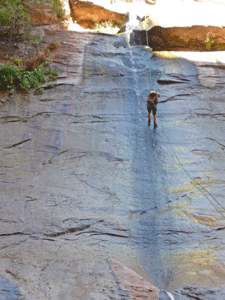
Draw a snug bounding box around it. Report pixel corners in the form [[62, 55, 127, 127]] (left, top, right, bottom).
[[150, 91, 160, 97]]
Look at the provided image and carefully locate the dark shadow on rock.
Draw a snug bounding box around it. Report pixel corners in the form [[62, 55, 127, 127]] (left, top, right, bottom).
[[0, 276, 22, 300]]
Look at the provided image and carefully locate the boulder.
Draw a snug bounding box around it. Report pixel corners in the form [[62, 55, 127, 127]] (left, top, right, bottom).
[[108, 259, 160, 299], [130, 25, 225, 51], [69, 0, 128, 29]]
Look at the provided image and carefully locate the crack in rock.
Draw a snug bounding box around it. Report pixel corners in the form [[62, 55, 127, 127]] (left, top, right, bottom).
[[6, 138, 32, 149], [88, 231, 129, 238], [44, 225, 92, 237], [206, 137, 225, 150], [0, 116, 24, 123], [195, 112, 225, 119], [216, 227, 225, 231], [160, 93, 192, 103], [0, 232, 30, 237], [157, 74, 191, 85], [44, 220, 104, 237], [43, 219, 130, 239]]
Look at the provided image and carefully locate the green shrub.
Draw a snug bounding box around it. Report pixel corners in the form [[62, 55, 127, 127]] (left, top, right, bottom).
[[51, 39, 60, 46], [0, 0, 31, 35], [34, 87, 44, 95], [12, 56, 23, 67], [51, 68, 58, 76], [0, 61, 57, 93], [0, 0, 65, 37], [20, 76, 31, 90], [216, 44, 225, 50], [26, 33, 45, 45], [0, 65, 21, 89], [51, 0, 65, 18], [42, 61, 51, 67], [46, 49, 51, 57], [205, 34, 215, 50], [49, 74, 56, 81], [94, 20, 122, 34]]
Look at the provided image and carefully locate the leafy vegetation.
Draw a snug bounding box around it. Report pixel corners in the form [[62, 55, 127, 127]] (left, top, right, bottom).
[[0, 0, 31, 35], [46, 49, 51, 57], [27, 33, 45, 45], [205, 35, 215, 50], [205, 34, 225, 51], [216, 44, 225, 50], [34, 87, 44, 94], [0, 60, 58, 93], [94, 20, 122, 34], [0, 0, 65, 36], [12, 56, 24, 68]]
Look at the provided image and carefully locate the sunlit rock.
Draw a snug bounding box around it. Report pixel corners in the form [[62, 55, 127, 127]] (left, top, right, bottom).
[[69, 0, 128, 30], [130, 25, 225, 51]]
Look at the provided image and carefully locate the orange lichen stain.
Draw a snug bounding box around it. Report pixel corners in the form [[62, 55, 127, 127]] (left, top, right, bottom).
[[167, 176, 215, 196], [192, 150, 211, 156], [169, 198, 224, 227], [191, 213, 224, 228], [179, 249, 216, 267], [169, 121, 186, 126], [190, 177, 216, 186], [161, 248, 222, 289], [158, 200, 192, 219], [168, 186, 195, 194]]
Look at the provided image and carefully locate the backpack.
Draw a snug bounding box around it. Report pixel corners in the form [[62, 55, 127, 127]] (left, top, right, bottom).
[[147, 91, 158, 105]]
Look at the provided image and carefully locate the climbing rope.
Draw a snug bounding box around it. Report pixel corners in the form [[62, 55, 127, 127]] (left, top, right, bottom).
[[161, 123, 225, 219], [146, 30, 152, 91], [144, 24, 225, 219]]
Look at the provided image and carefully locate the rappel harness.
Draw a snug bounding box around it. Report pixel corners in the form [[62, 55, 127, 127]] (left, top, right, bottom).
[[147, 95, 157, 104], [147, 91, 158, 104]]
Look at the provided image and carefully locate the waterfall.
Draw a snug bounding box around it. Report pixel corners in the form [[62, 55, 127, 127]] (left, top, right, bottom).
[[126, 0, 147, 46]]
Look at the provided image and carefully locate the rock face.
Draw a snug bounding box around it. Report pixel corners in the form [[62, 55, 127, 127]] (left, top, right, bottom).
[[24, 2, 60, 26], [1, 25, 225, 299], [130, 25, 225, 51], [69, 0, 128, 29], [173, 286, 225, 300], [109, 259, 160, 299], [0, 28, 61, 69]]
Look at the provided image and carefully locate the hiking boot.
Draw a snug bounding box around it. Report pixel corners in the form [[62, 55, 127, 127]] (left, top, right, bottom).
[[154, 122, 157, 129], [148, 119, 150, 126]]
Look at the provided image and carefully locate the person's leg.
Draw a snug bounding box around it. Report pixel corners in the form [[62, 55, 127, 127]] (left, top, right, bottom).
[[147, 107, 152, 126], [153, 108, 157, 128], [153, 115, 157, 128]]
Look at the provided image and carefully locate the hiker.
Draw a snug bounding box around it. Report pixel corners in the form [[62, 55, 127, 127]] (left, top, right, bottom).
[[146, 91, 160, 128]]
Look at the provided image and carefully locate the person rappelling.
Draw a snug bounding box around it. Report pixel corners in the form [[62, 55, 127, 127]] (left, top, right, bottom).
[[146, 91, 160, 128]]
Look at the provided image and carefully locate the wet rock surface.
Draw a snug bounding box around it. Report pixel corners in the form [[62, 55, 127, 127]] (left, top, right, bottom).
[[0, 29, 225, 299]]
